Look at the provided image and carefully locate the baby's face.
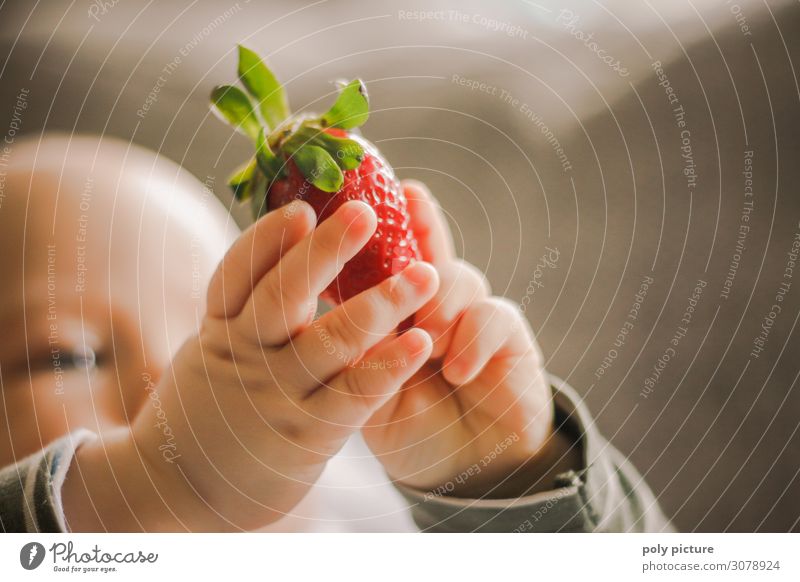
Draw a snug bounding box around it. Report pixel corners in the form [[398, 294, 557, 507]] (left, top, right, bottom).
[[0, 136, 235, 465]]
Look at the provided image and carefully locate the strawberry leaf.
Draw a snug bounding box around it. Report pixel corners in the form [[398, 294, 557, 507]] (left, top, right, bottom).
[[226, 158, 256, 200], [211, 85, 261, 141], [237, 45, 290, 130], [284, 126, 364, 171], [292, 145, 344, 192], [321, 79, 369, 130], [256, 128, 284, 181], [316, 133, 363, 170]]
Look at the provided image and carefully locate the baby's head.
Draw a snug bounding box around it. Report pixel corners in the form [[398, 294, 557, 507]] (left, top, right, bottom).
[[0, 135, 236, 465]]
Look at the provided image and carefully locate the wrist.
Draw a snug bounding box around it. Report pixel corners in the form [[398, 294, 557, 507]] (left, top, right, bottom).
[[501, 426, 583, 497], [61, 429, 148, 531], [435, 424, 582, 501], [61, 427, 221, 532]]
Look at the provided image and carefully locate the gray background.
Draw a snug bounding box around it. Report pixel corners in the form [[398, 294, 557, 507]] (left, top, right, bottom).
[[1, 0, 798, 531]]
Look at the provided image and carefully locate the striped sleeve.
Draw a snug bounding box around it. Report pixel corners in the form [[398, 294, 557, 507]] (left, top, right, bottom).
[[0, 429, 97, 533]]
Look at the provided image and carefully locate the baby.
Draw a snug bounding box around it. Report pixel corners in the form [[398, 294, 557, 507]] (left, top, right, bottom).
[[0, 135, 671, 532]]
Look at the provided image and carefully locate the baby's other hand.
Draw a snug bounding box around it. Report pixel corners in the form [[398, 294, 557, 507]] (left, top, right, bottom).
[[364, 181, 578, 499]]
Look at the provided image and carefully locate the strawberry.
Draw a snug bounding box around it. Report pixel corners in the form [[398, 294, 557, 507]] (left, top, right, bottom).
[[211, 45, 420, 309]]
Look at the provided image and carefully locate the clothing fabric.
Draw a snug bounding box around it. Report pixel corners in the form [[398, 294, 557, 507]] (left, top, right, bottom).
[[0, 376, 673, 533]]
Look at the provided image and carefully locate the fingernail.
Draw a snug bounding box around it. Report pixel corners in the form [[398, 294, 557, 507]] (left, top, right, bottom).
[[403, 261, 433, 288], [286, 200, 311, 219], [443, 358, 469, 386], [458, 360, 478, 385], [423, 325, 441, 343], [338, 200, 370, 226], [403, 329, 430, 357], [418, 324, 443, 349]]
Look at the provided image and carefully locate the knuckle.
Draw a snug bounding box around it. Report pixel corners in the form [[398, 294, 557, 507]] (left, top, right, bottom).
[[489, 296, 536, 346], [286, 299, 317, 332], [466, 297, 518, 330], [314, 226, 346, 262], [343, 371, 372, 400], [494, 296, 522, 317], [324, 310, 367, 359], [454, 260, 491, 295], [471, 297, 502, 320], [272, 416, 308, 443], [261, 272, 290, 311], [380, 274, 411, 310], [358, 300, 383, 333]]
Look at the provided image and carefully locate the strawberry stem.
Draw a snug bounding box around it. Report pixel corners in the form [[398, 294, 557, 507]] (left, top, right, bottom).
[[210, 46, 373, 211]]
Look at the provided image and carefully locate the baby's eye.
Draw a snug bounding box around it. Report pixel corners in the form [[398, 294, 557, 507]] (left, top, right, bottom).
[[59, 346, 99, 370], [27, 343, 106, 376], [34, 345, 101, 373]]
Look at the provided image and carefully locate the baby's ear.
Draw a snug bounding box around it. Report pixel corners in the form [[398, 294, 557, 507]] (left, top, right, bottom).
[[402, 180, 456, 265], [205, 201, 316, 319]]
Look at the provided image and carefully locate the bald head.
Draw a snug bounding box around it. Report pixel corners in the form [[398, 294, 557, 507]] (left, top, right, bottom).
[[2, 134, 238, 366], [0, 135, 238, 458]]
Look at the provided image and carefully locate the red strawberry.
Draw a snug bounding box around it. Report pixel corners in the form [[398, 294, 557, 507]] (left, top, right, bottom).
[[211, 46, 420, 310]]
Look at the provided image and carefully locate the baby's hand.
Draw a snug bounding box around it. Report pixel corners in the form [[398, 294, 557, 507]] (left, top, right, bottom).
[[65, 199, 438, 531], [364, 182, 578, 499]]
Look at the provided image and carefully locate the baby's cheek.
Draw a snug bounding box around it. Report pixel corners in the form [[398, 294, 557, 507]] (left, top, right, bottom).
[[20, 371, 132, 443], [0, 377, 75, 459], [36, 374, 97, 431]]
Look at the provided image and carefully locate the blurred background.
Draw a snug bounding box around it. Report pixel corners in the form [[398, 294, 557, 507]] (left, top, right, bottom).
[[1, 0, 798, 532]]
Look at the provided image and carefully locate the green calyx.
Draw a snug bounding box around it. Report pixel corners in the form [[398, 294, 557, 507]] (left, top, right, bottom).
[[211, 45, 371, 215]]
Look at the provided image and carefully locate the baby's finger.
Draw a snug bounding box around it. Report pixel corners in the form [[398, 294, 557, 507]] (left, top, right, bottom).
[[442, 297, 533, 386], [276, 261, 439, 392], [241, 201, 377, 345], [206, 200, 316, 319], [414, 260, 490, 359], [305, 328, 433, 427], [403, 180, 455, 265]]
